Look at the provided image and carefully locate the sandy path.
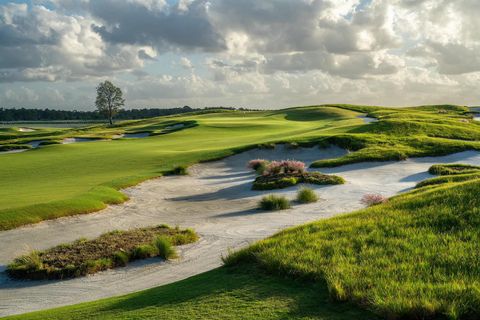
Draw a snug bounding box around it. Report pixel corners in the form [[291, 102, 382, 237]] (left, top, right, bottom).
[[1, 146, 480, 317]]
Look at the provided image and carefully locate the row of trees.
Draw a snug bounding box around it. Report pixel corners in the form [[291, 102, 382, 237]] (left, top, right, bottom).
[[1, 81, 258, 124], [0, 106, 197, 122]]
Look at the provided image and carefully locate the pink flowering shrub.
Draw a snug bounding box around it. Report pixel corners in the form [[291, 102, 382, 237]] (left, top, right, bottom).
[[263, 160, 306, 176], [247, 159, 269, 170], [361, 193, 388, 206]]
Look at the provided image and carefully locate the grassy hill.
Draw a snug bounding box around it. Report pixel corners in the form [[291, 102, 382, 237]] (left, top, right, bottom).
[[6, 150, 480, 320], [2, 104, 480, 319]]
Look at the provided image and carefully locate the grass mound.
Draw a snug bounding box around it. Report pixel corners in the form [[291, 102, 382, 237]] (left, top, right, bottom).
[[259, 195, 291, 211], [428, 163, 480, 175], [296, 187, 318, 203], [226, 179, 480, 319], [416, 164, 480, 188], [252, 172, 344, 190], [7, 225, 198, 280]]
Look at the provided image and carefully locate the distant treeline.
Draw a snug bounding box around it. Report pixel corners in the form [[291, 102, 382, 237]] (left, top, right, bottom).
[[0, 106, 257, 121]]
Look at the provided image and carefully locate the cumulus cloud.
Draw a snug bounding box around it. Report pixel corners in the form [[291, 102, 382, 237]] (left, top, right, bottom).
[[1, 0, 480, 108]]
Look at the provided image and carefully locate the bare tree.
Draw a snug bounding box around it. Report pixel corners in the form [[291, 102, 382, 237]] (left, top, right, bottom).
[[95, 81, 125, 125]]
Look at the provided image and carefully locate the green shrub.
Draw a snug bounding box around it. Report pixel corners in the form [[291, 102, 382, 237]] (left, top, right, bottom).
[[112, 251, 129, 266], [6, 251, 43, 278], [154, 236, 176, 260], [170, 229, 199, 245], [132, 244, 159, 259], [296, 188, 318, 203], [259, 195, 291, 211], [170, 165, 189, 175], [86, 258, 113, 274]]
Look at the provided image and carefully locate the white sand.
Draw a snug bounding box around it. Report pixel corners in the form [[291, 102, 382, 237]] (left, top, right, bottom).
[[1, 146, 480, 316], [62, 138, 99, 144], [165, 124, 185, 130], [17, 128, 35, 132], [358, 115, 378, 123]]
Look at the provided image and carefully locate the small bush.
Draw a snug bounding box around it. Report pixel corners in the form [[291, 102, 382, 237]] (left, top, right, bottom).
[[112, 251, 129, 266], [171, 165, 188, 175], [259, 195, 291, 211], [86, 258, 113, 274], [132, 244, 159, 259], [361, 193, 388, 206], [170, 228, 199, 245], [297, 188, 318, 203], [263, 160, 306, 176], [154, 236, 177, 259], [247, 159, 269, 171]]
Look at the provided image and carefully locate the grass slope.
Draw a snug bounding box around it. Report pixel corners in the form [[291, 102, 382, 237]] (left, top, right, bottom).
[[225, 176, 480, 319], [3, 266, 377, 320]]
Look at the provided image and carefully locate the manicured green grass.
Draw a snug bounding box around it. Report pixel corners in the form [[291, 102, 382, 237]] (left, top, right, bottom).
[[3, 266, 377, 320], [0, 107, 363, 230], [225, 178, 480, 319]]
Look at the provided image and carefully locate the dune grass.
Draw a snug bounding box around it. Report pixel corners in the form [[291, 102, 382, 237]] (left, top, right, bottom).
[[3, 265, 378, 320], [7, 225, 197, 280], [296, 187, 318, 203], [259, 195, 291, 211], [225, 177, 480, 319]]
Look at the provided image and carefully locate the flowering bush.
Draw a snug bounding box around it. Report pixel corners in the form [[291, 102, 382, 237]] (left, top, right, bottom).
[[247, 159, 269, 170], [263, 160, 306, 176], [361, 193, 388, 206]]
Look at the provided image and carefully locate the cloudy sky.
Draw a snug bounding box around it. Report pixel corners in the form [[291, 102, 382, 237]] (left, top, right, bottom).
[[1, 0, 480, 110]]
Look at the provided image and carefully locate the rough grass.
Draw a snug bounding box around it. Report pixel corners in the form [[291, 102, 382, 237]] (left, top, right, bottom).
[[225, 179, 480, 319], [259, 195, 291, 211], [296, 187, 318, 204], [416, 164, 480, 188], [7, 225, 198, 280]]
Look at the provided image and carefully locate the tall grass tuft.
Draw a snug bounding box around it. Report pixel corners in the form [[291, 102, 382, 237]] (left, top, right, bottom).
[[154, 236, 177, 259], [296, 187, 318, 203], [259, 195, 291, 211]]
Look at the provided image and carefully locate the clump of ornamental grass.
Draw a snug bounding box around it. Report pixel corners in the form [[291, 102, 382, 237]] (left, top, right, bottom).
[[259, 195, 291, 211], [360, 193, 388, 206], [296, 187, 318, 204], [154, 236, 177, 259]]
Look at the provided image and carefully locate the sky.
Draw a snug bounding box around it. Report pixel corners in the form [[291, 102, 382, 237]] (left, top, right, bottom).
[[1, 0, 480, 110]]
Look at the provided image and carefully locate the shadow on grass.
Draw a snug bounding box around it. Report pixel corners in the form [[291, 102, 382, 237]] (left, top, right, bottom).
[[10, 266, 378, 319], [89, 266, 378, 320]]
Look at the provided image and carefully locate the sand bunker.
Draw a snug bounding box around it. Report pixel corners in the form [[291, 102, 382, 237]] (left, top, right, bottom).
[[358, 115, 378, 123], [165, 124, 185, 130], [62, 137, 100, 144], [1, 145, 480, 316], [17, 128, 35, 132]]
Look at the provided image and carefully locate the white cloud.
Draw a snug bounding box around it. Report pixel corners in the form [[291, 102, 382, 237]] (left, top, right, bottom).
[[1, 0, 480, 108]]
